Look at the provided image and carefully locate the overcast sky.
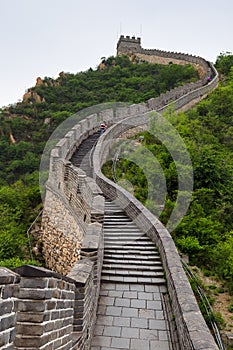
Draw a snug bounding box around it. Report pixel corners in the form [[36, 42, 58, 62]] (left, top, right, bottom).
[[0, 0, 232, 108]]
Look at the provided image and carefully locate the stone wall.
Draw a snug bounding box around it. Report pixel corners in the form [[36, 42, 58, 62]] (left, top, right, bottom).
[[42, 154, 104, 274], [0, 223, 103, 350], [117, 35, 211, 78], [0, 268, 19, 350], [92, 117, 219, 350]]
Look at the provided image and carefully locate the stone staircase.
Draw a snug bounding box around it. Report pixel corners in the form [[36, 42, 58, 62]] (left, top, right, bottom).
[[70, 132, 100, 177], [102, 200, 166, 285]]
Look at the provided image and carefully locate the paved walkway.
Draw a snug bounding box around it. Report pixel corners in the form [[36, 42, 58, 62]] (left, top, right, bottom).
[[91, 282, 171, 350]]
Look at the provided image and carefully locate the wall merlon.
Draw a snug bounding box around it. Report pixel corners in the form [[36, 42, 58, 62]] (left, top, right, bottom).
[[71, 124, 82, 142], [67, 260, 93, 286], [0, 268, 20, 285]]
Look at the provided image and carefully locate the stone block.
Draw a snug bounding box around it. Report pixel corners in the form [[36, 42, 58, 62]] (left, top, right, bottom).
[[18, 288, 53, 300], [0, 300, 14, 316], [1, 284, 19, 299], [0, 268, 20, 285], [0, 314, 16, 332], [20, 277, 49, 289], [17, 300, 46, 313], [16, 311, 45, 323], [0, 331, 9, 347], [14, 335, 41, 347], [16, 322, 44, 336]]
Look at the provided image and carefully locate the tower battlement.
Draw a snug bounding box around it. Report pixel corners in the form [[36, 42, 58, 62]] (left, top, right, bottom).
[[117, 35, 142, 55]]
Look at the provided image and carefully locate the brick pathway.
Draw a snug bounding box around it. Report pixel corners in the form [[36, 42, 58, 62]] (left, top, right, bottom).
[[91, 282, 171, 350]]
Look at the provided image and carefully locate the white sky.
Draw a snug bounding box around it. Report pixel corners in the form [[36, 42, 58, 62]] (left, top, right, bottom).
[[0, 0, 232, 108]]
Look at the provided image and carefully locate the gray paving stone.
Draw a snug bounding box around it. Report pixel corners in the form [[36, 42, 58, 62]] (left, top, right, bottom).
[[102, 283, 116, 290], [103, 326, 121, 337], [111, 337, 130, 349], [155, 310, 165, 320], [123, 291, 137, 299], [115, 298, 130, 307], [108, 290, 123, 298], [158, 330, 169, 341], [113, 316, 130, 327], [130, 284, 144, 291], [149, 319, 167, 330], [150, 340, 170, 350], [130, 338, 150, 350], [115, 283, 130, 291], [145, 285, 159, 293], [147, 300, 162, 310], [106, 306, 122, 316], [122, 307, 138, 318], [139, 328, 158, 340], [139, 309, 155, 319], [153, 292, 162, 300], [130, 299, 146, 308], [99, 296, 115, 306], [96, 315, 113, 326], [121, 327, 139, 339], [131, 317, 148, 329], [91, 336, 111, 347], [138, 292, 153, 300]]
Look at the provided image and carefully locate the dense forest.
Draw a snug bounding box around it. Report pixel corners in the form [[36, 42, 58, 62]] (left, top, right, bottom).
[[0, 55, 198, 268]]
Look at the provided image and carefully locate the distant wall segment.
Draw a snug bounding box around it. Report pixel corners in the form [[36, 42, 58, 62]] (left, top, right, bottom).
[[117, 35, 212, 78]]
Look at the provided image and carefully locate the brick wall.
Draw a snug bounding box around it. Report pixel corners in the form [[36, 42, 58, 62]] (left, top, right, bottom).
[[0, 268, 19, 349], [0, 225, 103, 350]]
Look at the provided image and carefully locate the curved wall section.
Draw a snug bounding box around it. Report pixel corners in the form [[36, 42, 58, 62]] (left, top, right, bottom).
[[92, 116, 219, 350], [41, 37, 219, 349]]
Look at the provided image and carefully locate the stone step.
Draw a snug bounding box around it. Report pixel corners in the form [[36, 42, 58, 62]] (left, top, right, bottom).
[[101, 275, 166, 284], [101, 268, 164, 277], [104, 245, 156, 255], [103, 229, 142, 233], [103, 223, 140, 227], [104, 224, 134, 228], [104, 235, 151, 240], [104, 218, 132, 223], [104, 241, 155, 247], [102, 263, 163, 271], [103, 258, 162, 265], [104, 252, 161, 264]]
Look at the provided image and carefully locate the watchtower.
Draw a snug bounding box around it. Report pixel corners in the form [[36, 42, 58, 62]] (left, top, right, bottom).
[[117, 35, 142, 55]]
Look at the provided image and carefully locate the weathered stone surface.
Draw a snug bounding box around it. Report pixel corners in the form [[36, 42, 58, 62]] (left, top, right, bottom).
[[0, 268, 20, 285]]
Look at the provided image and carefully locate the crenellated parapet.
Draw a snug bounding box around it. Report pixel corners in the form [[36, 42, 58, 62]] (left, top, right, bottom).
[[117, 34, 142, 54], [117, 35, 213, 79]]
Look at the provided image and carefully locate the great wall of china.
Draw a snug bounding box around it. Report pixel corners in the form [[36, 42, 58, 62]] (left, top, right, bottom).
[[0, 36, 224, 350]]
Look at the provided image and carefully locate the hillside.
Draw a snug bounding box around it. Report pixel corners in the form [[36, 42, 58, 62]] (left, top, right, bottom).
[[0, 54, 198, 268]]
